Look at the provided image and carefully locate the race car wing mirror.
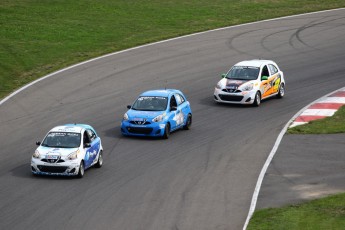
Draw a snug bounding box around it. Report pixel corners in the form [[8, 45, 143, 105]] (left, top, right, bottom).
[[221, 73, 226, 78], [84, 143, 91, 148], [127, 105, 131, 109], [170, 106, 177, 111], [36, 141, 41, 146], [261, 76, 268, 80]]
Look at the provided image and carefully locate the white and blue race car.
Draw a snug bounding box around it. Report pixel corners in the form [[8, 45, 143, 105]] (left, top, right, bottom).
[[121, 89, 192, 139], [31, 124, 103, 178]]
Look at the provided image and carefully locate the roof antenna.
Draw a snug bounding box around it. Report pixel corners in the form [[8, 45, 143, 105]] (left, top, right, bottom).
[[165, 79, 167, 90]]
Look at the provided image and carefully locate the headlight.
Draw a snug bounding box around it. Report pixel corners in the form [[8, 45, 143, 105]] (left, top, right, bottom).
[[123, 113, 129, 121], [33, 150, 40, 159], [242, 83, 254, 91], [152, 113, 165, 122], [68, 150, 80, 160], [216, 82, 222, 89]]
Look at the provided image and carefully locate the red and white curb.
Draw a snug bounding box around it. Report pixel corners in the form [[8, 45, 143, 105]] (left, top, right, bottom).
[[289, 87, 345, 128]]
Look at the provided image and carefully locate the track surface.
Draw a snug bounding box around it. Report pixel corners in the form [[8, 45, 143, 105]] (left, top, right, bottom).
[[257, 133, 345, 209], [1, 9, 345, 230]]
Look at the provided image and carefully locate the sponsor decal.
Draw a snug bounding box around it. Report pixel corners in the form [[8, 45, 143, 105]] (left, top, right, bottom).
[[224, 80, 248, 93], [85, 149, 97, 161], [226, 80, 247, 89], [173, 111, 184, 126]]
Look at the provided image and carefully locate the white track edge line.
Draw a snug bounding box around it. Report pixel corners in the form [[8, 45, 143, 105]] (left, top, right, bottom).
[[1, 7, 344, 106], [2, 6, 345, 229], [242, 86, 345, 230]]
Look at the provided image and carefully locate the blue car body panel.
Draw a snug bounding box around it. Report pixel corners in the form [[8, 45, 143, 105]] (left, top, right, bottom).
[[121, 89, 192, 137]]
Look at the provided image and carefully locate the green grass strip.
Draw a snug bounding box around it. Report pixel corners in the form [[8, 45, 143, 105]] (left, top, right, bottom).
[[1, 0, 345, 99], [247, 193, 345, 230], [288, 105, 345, 134]]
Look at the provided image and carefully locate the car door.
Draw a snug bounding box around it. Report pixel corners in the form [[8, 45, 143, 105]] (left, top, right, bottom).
[[268, 64, 282, 94], [83, 130, 100, 168], [175, 93, 189, 127], [260, 65, 274, 98], [168, 95, 179, 131], [173, 93, 186, 129]]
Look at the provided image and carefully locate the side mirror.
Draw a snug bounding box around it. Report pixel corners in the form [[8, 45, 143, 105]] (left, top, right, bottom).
[[170, 106, 177, 111], [36, 141, 41, 146], [261, 76, 268, 81], [221, 73, 226, 78], [127, 105, 131, 109], [84, 143, 91, 148]]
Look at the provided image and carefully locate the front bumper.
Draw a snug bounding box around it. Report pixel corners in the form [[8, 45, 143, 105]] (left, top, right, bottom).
[[214, 88, 256, 104], [31, 158, 80, 176], [121, 120, 166, 137]]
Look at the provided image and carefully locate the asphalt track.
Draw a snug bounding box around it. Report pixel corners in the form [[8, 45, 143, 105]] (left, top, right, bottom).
[[1, 9, 345, 230]]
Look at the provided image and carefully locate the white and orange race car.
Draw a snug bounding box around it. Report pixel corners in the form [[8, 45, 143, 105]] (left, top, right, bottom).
[[214, 59, 285, 106]]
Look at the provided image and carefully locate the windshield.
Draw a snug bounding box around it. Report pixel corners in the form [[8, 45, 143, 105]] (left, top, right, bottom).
[[131, 96, 168, 111], [226, 66, 259, 80], [41, 132, 81, 148]]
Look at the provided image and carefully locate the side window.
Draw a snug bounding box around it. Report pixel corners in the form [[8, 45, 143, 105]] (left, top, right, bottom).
[[261, 65, 270, 78], [170, 95, 177, 108], [83, 131, 91, 144], [87, 129, 96, 142], [176, 94, 185, 105], [268, 64, 278, 75], [175, 94, 182, 105]]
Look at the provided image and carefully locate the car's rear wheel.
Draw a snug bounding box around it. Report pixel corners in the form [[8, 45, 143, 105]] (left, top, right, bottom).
[[277, 83, 285, 98], [95, 150, 103, 168], [77, 161, 85, 178], [253, 91, 261, 107], [183, 114, 192, 130], [163, 123, 170, 139]]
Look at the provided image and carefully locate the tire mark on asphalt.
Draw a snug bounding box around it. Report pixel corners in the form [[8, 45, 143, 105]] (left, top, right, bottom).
[[289, 16, 345, 51], [226, 29, 264, 57]]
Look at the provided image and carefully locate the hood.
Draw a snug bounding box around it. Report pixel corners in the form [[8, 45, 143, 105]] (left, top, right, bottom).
[[37, 146, 79, 157], [225, 79, 248, 88], [218, 78, 256, 89], [127, 109, 165, 120]]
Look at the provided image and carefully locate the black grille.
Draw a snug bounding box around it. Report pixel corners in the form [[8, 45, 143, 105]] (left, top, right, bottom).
[[41, 159, 65, 163], [219, 94, 244, 102], [37, 165, 68, 173], [222, 89, 241, 93], [129, 121, 151, 125], [127, 127, 153, 134]]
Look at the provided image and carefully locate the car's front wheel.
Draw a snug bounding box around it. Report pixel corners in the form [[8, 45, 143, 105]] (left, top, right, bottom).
[[95, 150, 103, 168], [163, 123, 170, 139], [253, 91, 261, 107], [77, 161, 85, 178], [277, 83, 285, 98]]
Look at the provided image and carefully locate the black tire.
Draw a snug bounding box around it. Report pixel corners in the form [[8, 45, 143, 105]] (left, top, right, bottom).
[[253, 91, 261, 107], [277, 83, 285, 98], [163, 123, 170, 139], [77, 161, 85, 178], [95, 150, 103, 168], [183, 114, 192, 130]]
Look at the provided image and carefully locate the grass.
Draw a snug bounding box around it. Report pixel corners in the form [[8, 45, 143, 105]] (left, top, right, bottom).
[[249, 106, 345, 229], [247, 193, 345, 230], [1, 1, 345, 229], [288, 105, 345, 134], [1, 0, 345, 99]]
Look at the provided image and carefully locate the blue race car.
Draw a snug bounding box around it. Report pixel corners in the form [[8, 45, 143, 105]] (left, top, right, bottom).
[[121, 89, 192, 139]]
